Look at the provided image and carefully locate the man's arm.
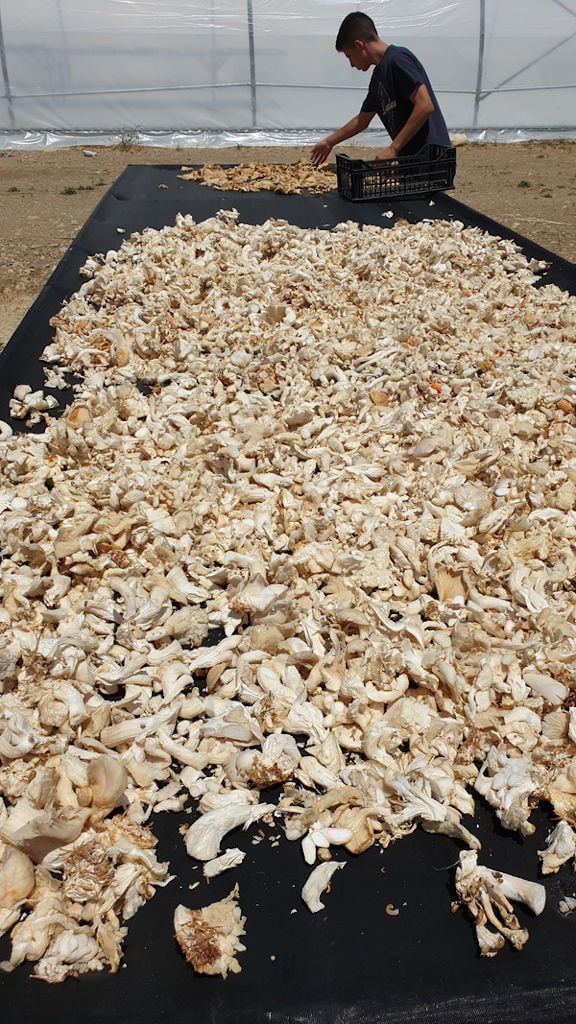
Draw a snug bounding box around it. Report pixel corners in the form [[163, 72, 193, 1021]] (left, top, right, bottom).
[[310, 110, 375, 166], [374, 83, 435, 159]]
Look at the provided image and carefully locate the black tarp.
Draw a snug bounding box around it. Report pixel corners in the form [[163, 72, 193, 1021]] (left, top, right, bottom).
[[0, 166, 576, 1024]]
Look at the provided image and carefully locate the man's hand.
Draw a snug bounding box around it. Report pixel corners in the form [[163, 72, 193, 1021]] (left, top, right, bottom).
[[374, 145, 399, 161], [310, 140, 333, 166]]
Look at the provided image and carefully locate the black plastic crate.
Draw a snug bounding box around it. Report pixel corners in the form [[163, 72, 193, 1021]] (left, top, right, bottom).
[[336, 144, 456, 202]]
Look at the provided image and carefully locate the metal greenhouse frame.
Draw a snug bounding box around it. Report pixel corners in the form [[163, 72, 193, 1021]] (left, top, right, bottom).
[[0, 0, 575, 146]]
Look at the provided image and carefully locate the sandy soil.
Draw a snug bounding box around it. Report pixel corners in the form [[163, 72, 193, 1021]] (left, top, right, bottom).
[[0, 139, 575, 350]]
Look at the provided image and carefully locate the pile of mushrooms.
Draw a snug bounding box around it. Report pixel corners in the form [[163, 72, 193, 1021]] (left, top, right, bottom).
[[1, 209, 576, 979]]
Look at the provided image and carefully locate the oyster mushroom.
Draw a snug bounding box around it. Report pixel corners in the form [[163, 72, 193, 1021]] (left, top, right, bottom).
[[0, 844, 35, 913], [203, 848, 246, 880], [454, 850, 545, 956], [87, 754, 128, 813], [174, 884, 246, 976], [185, 802, 275, 861], [301, 860, 345, 913], [226, 733, 301, 789], [538, 820, 576, 874]]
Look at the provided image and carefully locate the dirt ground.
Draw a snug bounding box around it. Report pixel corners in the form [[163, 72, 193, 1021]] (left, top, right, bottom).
[[0, 139, 575, 350]]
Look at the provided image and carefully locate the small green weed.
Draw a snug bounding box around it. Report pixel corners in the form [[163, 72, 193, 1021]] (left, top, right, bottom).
[[60, 182, 106, 196]]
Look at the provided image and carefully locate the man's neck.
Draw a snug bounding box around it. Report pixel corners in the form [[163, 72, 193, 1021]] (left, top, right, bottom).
[[365, 39, 388, 66]]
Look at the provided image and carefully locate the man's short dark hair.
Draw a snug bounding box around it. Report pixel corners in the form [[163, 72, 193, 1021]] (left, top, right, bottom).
[[336, 12, 378, 52]]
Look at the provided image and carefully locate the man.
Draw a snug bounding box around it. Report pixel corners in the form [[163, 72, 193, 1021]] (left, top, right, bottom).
[[310, 12, 450, 165]]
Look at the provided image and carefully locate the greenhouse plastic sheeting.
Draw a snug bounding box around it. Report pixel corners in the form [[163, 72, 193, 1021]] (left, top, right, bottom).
[[0, 0, 575, 145]]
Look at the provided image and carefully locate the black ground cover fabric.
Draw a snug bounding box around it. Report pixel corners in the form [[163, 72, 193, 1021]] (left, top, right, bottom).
[[0, 166, 575, 1023]]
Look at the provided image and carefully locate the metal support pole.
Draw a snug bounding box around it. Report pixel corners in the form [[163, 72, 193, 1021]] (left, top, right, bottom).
[[247, 0, 257, 127], [473, 0, 485, 129], [0, 5, 15, 129]]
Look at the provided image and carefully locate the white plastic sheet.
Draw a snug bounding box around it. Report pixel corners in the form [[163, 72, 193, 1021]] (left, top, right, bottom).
[[0, 0, 575, 147]]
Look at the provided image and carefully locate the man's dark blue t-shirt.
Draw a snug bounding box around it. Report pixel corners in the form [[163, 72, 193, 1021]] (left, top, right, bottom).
[[361, 45, 450, 154]]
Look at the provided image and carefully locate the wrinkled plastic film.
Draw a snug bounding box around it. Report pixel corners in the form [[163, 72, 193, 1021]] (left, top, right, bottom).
[[0, 1, 575, 145], [1, 126, 576, 152]]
